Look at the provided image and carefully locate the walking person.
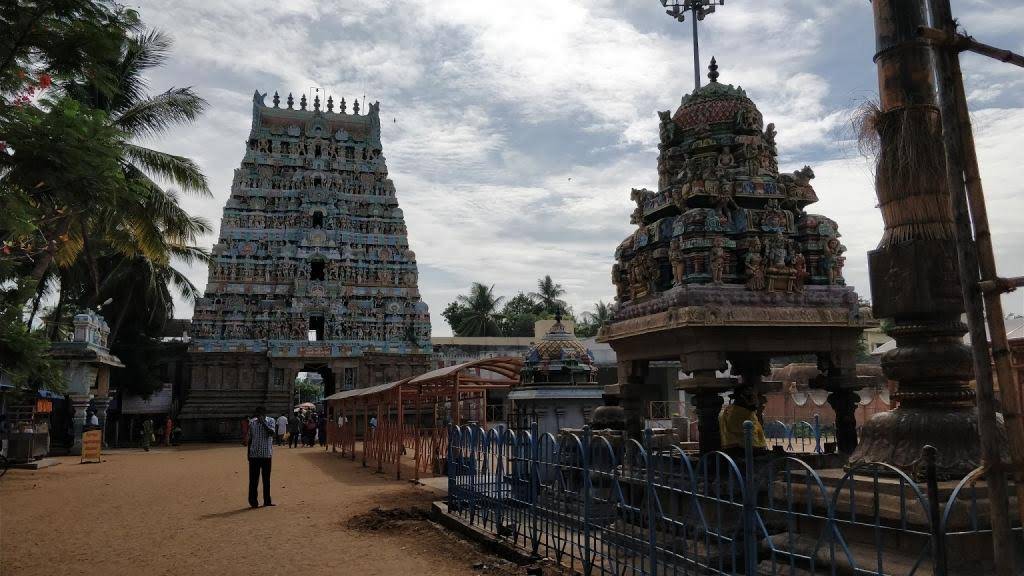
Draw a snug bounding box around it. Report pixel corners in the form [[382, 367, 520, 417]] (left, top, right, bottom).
[[275, 413, 288, 446], [288, 412, 300, 448], [164, 417, 173, 446], [317, 413, 327, 448], [303, 415, 316, 447], [241, 415, 251, 447], [246, 406, 275, 508], [141, 417, 153, 452]]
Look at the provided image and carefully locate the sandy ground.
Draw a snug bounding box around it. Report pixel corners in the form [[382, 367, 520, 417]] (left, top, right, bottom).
[[0, 444, 527, 576]]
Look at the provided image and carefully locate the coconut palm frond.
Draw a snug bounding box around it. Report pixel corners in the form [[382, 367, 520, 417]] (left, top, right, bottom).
[[164, 264, 201, 303], [168, 243, 211, 266], [115, 86, 207, 141], [124, 142, 209, 195], [108, 30, 173, 111]]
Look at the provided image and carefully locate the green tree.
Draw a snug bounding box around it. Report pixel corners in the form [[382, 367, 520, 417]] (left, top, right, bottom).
[[0, 0, 137, 95], [499, 292, 541, 337], [530, 275, 566, 315], [1, 21, 210, 397], [0, 0, 142, 394], [441, 300, 470, 335], [576, 300, 613, 338], [453, 282, 504, 337]]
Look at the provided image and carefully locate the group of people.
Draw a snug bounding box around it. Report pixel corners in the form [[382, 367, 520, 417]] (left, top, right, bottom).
[[242, 409, 328, 450], [285, 410, 327, 448]]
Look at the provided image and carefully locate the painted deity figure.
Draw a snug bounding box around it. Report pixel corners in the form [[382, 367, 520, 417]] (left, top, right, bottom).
[[717, 147, 736, 171], [792, 252, 808, 293], [658, 110, 676, 147], [763, 123, 778, 155], [745, 253, 766, 291], [710, 237, 726, 285], [823, 236, 846, 285], [745, 236, 766, 291], [766, 231, 788, 270], [670, 238, 686, 286]]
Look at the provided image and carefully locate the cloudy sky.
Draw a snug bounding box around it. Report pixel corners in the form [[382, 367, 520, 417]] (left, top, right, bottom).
[[131, 0, 1024, 335]]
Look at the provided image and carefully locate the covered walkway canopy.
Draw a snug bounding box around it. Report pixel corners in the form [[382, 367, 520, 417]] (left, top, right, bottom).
[[324, 357, 522, 479]]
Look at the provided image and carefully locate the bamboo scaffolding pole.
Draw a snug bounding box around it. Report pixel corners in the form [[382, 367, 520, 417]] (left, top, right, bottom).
[[928, 0, 1024, 562], [918, 26, 1024, 69]]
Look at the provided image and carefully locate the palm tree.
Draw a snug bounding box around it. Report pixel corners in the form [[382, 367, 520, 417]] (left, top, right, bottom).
[[13, 29, 210, 298], [456, 283, 504, 337], [530, 275, 566, 315], [62, 29, 210, 304], [584, 301, 613, 329]]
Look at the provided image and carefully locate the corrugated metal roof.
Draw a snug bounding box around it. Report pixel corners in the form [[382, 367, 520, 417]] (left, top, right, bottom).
[[323, 378, 408, 401]]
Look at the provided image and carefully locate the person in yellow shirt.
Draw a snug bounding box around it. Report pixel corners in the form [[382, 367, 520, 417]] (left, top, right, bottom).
[[719, 386, 768, 457]]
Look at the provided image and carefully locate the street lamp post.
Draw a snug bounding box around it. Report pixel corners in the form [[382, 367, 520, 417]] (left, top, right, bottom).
[[661, 0, 726, 90]]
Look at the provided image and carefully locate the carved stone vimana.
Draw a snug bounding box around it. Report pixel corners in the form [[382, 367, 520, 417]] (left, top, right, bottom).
[[599, 60, 870, 453], [179, 91, 431, 438]]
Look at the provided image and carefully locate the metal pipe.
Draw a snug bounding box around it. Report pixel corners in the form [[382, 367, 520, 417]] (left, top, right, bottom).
[[692, 5, 701, 89]]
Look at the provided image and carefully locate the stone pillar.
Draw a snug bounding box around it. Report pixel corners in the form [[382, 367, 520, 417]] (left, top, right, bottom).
[[730, 354, 771, 414], [827, 389, 859, 455], [92, 391, 113, 448], [68, 393, 91, 456], [849, 0, 1000, 477], [679, 351, 730, 453], [817, 351, 861, 455], [691, 383, 724, 454], [617, 360, 649, 439]]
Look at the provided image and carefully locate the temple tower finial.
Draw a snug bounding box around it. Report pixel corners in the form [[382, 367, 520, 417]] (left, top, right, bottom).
[[708, 57, 720, 83], [272, 91, 280, 108]]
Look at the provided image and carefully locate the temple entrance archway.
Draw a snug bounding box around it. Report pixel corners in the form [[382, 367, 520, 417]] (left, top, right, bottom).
[[295, 364, 335, 405]]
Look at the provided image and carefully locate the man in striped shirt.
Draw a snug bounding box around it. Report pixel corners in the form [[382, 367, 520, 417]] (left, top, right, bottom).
[[247, 406, 276, 508]]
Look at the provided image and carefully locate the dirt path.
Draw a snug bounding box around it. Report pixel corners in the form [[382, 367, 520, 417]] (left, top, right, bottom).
[[0, 444, 521, 576]]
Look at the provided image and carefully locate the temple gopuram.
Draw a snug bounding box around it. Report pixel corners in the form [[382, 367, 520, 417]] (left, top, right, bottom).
[[599, 60, 872, 453], [179, 91, 431, 438]]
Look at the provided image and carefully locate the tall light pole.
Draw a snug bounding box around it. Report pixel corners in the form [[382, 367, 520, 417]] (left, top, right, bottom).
[[661, 0, 726, 90]]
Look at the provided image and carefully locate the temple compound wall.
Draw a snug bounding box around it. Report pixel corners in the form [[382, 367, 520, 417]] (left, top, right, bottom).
[[180, 91, 431, 440]]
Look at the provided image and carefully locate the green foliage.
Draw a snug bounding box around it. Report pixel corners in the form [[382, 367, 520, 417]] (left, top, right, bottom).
[[499, 292, 541, 337], [0, 281, 62, 392], [530, 275, 567, 316], [576, 300, 613, 338], [0, 0, 139, 96], [0, 12, 209, 398], [454, 282, 503, 337], [295, 377, 323, 403]]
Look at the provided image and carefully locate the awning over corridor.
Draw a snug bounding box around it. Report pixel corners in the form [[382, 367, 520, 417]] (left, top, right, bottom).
[[324, 357, 523, 480]]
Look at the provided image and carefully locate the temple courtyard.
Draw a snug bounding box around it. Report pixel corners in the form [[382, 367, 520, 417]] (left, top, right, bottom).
[[0, 447, 529, 576]]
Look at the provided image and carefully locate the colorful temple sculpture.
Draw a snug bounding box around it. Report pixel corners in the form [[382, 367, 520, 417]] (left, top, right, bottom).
[[507, 312, 601, 433], [180, 91, 431, 438], [598, 60, 872, 453]]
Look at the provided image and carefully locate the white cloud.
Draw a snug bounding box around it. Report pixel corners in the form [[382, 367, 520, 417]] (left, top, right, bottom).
[[130, 0, 1024, 333]]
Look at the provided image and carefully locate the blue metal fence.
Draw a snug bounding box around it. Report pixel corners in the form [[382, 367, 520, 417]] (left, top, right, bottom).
[[446, 423, 1020, 576]]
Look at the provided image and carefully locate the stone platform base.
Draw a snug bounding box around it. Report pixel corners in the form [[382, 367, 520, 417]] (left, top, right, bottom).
[[8, 458, 62, 470]]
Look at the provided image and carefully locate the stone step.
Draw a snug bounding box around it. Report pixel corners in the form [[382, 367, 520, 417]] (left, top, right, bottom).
[[760, 533, 937, 576]]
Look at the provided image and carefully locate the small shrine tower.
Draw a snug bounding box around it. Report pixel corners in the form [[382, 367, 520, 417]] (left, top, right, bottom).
[[598, 60, 872, 453], [508, 311, 601, 433]]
